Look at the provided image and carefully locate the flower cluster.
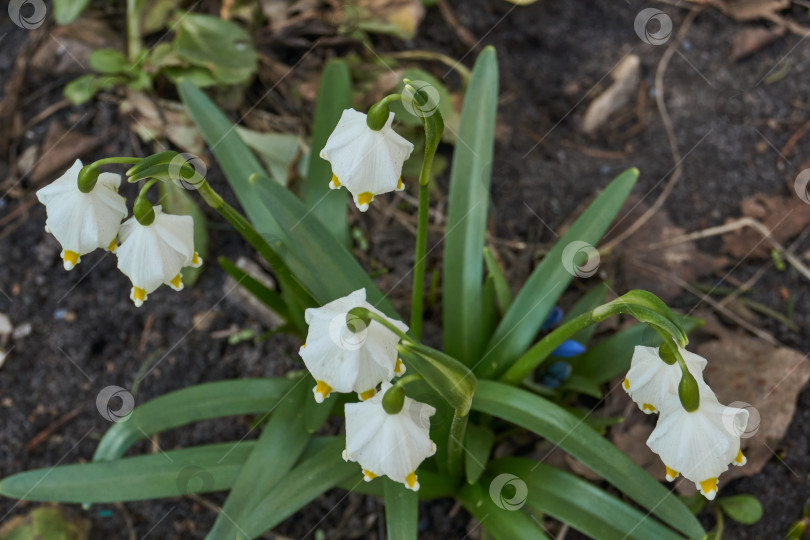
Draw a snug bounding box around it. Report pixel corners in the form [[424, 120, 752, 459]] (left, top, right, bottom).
[[36, 159, 202, 307], [299, 288, 435, 491], [321, 109, 413, 212], [623, 345, 749, 500]]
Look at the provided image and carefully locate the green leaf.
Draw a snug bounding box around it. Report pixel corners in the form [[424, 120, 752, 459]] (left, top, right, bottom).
[[208, 377, 330, 539], [163, 66, 218, 88], [563, 282, 609, 344], [177, 81, 282, 240], [2, 441, 254, 502], [385, 478, 418, 540], [89, 49, 129, 74], [477, 168, 639, 379], [488, 458, 686, 540], [218, 256, 290, 321], [464, 424, 495, 484], [251, 175, 399, 315], [442, 46, 499, 365], [63, 75, 99, 105], [93, 378, 292, 462], [483, 247, 513, 315], [571, 316, 703, 385], [53, 0, 90, 24], [471, 380, 705, 539], [236, 127, 304, 187], [558, 374, 603, 399], [717, 495, 763, 525], [173, 13, 257, 85], [397, 342, 476, 416], [457, 482, 549, 540], [239, 438, 357, 538], [158, 181, 208, 286], [305, 60, 351, 245], [339, 468, 458, 501], [481, 275, 498, 342]]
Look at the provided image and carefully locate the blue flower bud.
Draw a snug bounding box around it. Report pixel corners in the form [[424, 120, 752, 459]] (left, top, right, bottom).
[[541, 306, 564, 330], [551, 339, 586, 358], [548, 361, 573, 381]]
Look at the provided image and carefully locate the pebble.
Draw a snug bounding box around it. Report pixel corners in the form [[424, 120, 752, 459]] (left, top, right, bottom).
[[12, 322, 31, 339], [0, 314, 12, 336]]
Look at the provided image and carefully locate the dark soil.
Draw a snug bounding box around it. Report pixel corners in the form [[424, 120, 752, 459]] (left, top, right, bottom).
[[2, 1, 810, 539]]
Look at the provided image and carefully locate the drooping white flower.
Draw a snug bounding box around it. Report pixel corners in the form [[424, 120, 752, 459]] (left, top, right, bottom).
[[320, 109, 414, 212], [622, 345, 709, 414], [343, 382, 436, 491], [646, 391, 749, 500], [116, 206, 201, 307], [299, 288, 407, 403], [36, 160, 128, 270]]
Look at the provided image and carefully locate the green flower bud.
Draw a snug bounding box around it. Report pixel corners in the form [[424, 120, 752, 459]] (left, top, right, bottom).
[[346, 308, 371, 334], [77, 166, 100, 193], [133, 195, 155, 226], [366, 101, 391, 131], [678, 371, 700, 412], [382, 384, 405, 415], [658, 338, 678, 365]]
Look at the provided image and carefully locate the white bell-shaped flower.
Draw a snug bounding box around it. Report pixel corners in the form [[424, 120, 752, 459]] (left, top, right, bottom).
[[300, 288, 408, 403], [343, 382, 436, 490], [36, 160, 128, 270], [116, 206, 201, 307], [320, 108, 414, 212], [622, 345, 709, 414], [646, 390, 749, 500]]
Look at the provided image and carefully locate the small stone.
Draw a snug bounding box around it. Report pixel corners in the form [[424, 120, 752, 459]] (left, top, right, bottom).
[[0, 314, 12, 336], [12, 322, 31, 339], [1, 397, 13, 407]]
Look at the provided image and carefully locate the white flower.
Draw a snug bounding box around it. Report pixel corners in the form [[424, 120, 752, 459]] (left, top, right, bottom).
[[646, 391, 749, 500], [622, 345, 709, 414], [320, 108, 414, 212], [299, 288, 407, 403], [116, 206, 202, 307], [343, 382, 436, 490], [36, 160, 128, 270]]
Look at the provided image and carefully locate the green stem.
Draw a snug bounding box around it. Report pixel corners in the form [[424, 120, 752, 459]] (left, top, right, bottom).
[[91, 157, 142, 167], [197, 181, 315, 324], [347, 307, 412, 343], [409, 139, 436, 339], [410, 182, 431, 339], [447, 412, 468, 477], [126, 0, 142, 63], [500, 311, 594, 385]]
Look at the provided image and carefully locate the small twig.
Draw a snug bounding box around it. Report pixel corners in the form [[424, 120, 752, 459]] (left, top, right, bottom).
[[114, 502, 137, 540], [437, 0, 479, 50], [778, 118, 810, 166], [25, 407, 81, 451], [647, 217, 810, 283], [638, 262, 778, 344], [601, 7, 702, 252]]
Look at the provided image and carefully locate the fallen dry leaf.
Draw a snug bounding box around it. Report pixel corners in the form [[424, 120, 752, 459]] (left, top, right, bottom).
[[29, 122, 109, 184], [610, 196, 726, 302], [582, 54, 641, 135], [686, 0, 790, 22], [30, 17, 123, 74], [120, 90, 205, 157], [722, 194, 810, 259], [731, 26, 786, 61]]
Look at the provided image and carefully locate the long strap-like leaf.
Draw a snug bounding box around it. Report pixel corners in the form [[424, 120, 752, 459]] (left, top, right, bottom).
[[471, 380, 704, 539]]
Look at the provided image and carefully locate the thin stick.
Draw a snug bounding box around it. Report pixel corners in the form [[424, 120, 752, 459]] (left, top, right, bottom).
[[601, 8, 701, 252], [647, 217, 810, 283]]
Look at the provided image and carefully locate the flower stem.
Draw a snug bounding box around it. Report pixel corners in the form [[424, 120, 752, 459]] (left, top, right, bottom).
[[410, 181, 430, 339], [197, 181, 315, 324], [90, 157, 142, 167], [126, 0, 142, 64], [447, 412, 468, 477]]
